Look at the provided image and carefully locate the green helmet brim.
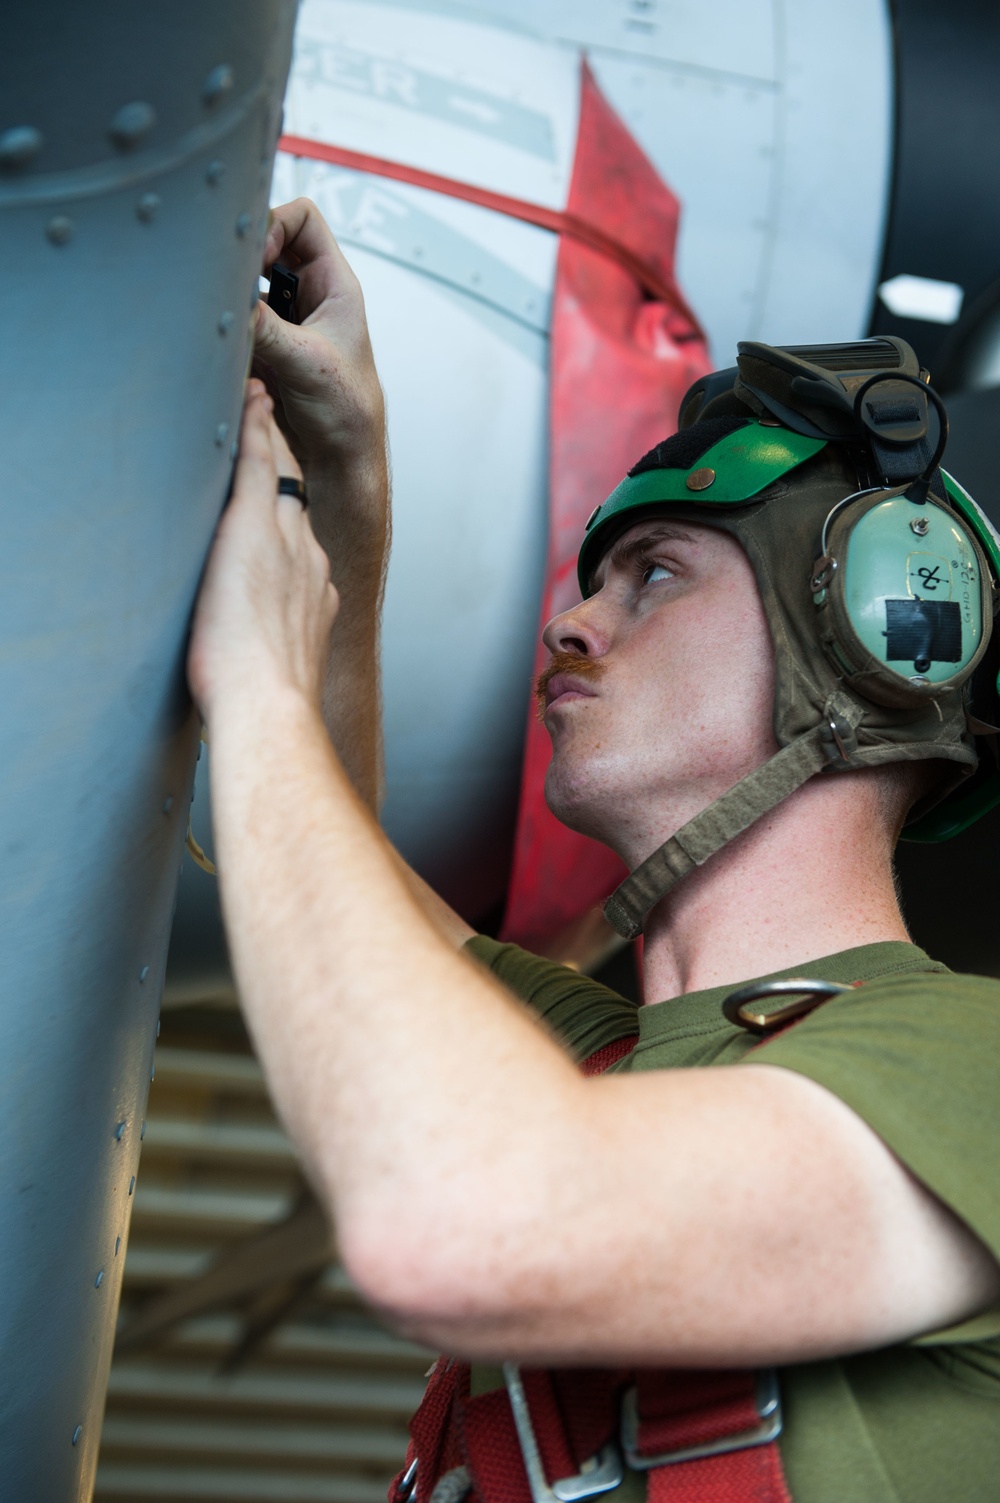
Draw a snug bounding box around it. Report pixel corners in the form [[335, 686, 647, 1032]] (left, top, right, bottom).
[[577, 423, 826, 596]]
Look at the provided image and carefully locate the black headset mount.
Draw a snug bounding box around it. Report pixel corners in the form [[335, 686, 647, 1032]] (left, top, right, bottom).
[[679, 337, 949, 504]]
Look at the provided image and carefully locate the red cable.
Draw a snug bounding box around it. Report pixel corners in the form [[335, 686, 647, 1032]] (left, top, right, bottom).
[[278, 133, 705, 334]]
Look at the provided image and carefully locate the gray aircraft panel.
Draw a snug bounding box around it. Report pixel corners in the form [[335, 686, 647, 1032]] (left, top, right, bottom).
[[0, 3, 297, 1496]]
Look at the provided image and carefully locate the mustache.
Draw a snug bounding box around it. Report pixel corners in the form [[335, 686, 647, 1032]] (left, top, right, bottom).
[[534, 651, 606, 718]]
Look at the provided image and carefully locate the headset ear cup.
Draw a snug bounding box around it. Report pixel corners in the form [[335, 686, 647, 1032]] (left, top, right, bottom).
[[817, 492, 993, 709]]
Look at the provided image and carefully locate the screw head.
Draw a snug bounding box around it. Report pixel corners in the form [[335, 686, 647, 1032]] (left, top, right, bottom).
[[109, 100, 157, 150], [45, 216, 73, 246], [910, 516, 931, 536], [202, 63, 234, 107], [686, 467, 716, 491], [235, 211, 252, 238], [0, 125, 43, 168], [217, 310, 234, 335]]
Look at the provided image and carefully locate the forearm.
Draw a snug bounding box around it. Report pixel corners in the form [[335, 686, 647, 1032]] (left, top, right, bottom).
[[209, 689, 582, 1303], [304, 448, 389, 812]]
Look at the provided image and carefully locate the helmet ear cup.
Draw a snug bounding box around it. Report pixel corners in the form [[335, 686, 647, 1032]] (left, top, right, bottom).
[[815, 491, 992, 709]]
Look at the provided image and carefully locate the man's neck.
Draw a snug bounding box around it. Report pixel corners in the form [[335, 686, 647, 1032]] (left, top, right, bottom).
[[638, 775, 912, 1004]]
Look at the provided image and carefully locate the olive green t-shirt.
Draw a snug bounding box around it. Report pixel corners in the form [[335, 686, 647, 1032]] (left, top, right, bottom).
[[466, 936, 1000, 1503]]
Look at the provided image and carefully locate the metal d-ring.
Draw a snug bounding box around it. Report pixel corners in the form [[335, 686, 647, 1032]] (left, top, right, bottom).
[[722, 978, 852, 1035]]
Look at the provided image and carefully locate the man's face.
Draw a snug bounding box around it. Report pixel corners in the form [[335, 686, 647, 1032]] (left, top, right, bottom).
[[538, 516, 778, 861]]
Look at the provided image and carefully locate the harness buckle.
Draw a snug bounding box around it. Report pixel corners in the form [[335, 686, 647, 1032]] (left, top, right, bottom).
[[503, 1362, 625, 1503], [620, 1369, 782, 1469]]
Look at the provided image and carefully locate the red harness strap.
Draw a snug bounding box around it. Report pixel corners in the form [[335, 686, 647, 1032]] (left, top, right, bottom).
[[389, 1027, 792, 1503], [276, 132, 704, 327]]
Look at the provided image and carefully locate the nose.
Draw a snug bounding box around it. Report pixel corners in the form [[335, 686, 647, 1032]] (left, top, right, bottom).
[[541, 595, 606, 658]]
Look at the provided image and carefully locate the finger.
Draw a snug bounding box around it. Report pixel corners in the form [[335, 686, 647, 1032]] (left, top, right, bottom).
[[230, 389, 279, 516], [253, 295, 301, 360], [265, 197, 341, 273], [263, 198, 360, 317], [261, 206, 285, 269]]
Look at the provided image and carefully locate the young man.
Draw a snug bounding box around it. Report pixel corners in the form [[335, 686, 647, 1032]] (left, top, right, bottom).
[[189, 200, 1000, 1502]]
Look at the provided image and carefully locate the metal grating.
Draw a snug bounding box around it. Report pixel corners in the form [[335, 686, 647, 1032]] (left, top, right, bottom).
[[96, 1002, 431, 1503]]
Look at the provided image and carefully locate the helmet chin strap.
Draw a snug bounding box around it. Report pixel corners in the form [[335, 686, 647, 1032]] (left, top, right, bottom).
[[603, 695, 866, 941]]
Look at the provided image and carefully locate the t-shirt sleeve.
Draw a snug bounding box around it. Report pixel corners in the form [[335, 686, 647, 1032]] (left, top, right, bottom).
[[464, 935, 639, 1062], [751, 969, 1000, 1340]]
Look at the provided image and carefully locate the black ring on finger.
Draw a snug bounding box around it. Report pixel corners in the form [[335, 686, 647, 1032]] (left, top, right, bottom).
[[277, 475, 308, 507]]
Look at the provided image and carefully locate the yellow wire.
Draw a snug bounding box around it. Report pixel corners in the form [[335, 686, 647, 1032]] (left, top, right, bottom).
[[186, 821, 217, 877], [186, 724, 217, 875]]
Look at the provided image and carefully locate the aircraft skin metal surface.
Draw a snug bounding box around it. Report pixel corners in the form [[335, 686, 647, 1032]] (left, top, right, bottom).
[[0, 3, 297, 1495]]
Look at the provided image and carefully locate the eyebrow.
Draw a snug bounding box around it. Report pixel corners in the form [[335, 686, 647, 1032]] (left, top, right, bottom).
[[592, 522, 698, 591]]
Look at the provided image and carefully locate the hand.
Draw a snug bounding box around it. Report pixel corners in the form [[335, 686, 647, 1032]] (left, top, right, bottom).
[[188, 381, 339, 729], [254, 198, 385, 481]]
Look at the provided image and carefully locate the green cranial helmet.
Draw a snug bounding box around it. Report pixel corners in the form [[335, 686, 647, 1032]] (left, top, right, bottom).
[[578, 338, 1000, 941]]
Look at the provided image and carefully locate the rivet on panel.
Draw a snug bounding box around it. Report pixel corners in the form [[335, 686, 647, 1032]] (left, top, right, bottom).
[[0, 125, 44, 168], [136, 193, 160, 224], [140, 1119, 147, 1140], [235, 212, 252, 238], [139, 965, 149, 983], [45, 216, 73, 246], [163, 796, 174, 814], [206, 159, 226, 186], [115, 1236, 122, 1256], [214, 422, 229, 447], [128, 1176, 136, 1195], [150, 1063, 156, 1082], [114, 1121, 126, 1141], [686, 467, 716, 492], [72, 1426, 83, 1447], [156, 1019, 161, 1039], [217, 310, 234, 335], [95, 1269, 104, 1288], [109, 101, 157, 150], [203, 64, 234, 108]]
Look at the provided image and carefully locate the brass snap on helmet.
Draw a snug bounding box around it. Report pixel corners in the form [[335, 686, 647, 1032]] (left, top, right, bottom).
[[577, 339, 1000, 940]]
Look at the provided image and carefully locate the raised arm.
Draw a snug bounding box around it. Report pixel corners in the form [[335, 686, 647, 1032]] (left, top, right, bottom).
[[253, 197, 389, 811]]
